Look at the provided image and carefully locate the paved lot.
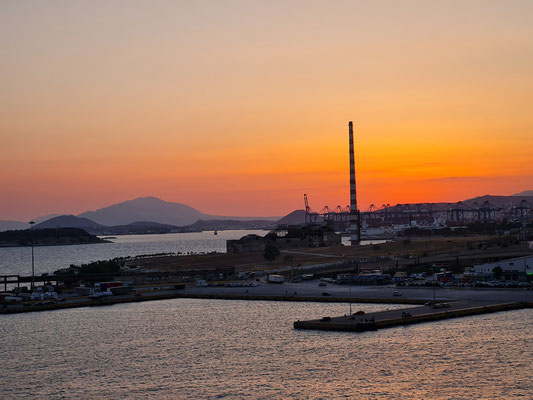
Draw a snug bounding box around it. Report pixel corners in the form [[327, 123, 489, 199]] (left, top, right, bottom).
[[183, 280, 533, 303], [4, 280, 532, 314]]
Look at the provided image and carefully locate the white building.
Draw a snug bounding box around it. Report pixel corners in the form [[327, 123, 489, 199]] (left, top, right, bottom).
[[473, 255, 533, 280]]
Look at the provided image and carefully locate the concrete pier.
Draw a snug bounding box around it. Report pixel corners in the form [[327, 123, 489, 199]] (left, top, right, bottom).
[[0, 292, 427, 315], [293, 300, 532, 332]]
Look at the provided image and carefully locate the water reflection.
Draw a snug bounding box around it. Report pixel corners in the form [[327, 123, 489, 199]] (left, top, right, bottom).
[[1, 299, 531, 399]]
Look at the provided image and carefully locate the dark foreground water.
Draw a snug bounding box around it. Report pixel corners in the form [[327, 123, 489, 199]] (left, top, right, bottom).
[[1, 299, 531, 399]]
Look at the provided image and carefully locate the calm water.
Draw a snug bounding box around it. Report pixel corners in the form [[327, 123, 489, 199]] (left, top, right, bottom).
[[0, 230, 268, 277], [1, 299, 531, 399], [2, 234, 530, 398]]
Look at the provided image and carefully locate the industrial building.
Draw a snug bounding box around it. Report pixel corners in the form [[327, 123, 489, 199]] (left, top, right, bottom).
[[473, 255, 533, 281], [226, 225, 341, 254], [303, 122, 532, 230]]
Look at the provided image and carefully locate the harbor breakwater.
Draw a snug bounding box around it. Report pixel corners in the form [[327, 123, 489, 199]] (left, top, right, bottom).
[[0, 291, 428, 314], [294, 301, 533, 332]]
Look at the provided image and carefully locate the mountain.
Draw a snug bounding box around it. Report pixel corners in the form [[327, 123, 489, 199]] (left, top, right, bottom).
[[277, 209, 306, 225], [185, 219, 276, 231], [186, 210, 307, 231], [78, 196, 279, 226], [34, 215, 104, 231], [461, 194, 533, 208], [513, 190, 533, 196], [125, 220, 177, 228], [98, 221, 183, 235], [0, 227, 106, 247], [0, 220, 28, 231], [78, 197, 208, 226], [0, 214, 80, 232], [33, 213, 63, 224]]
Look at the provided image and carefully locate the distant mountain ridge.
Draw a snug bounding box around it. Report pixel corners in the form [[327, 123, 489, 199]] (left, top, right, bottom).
[[78, 196, 281, 226], [2, 191, 531, 232], [277, 210, 306, 225], [0, 227, 106, 247], [79, 197, 205, 226], [0, 214, 71, 232], [0, 220, 28, 231], [461, 194, 533, 208], [513, 190, 533, 196], [185, 219, 277, 231], [34, 215, 104, 230]]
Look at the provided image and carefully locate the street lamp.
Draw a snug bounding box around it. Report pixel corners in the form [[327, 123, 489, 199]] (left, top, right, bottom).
[[29, 220, 35, 291], [433, 273, 436, 302], [349, 242, 361, 316], [429, 267, 436, 302], [349, 275, 352, 315]]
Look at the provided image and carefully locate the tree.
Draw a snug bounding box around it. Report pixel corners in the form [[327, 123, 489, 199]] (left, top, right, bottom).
[[263, 245, 280, 263], [492, 266, 503, 280], [283, 255, 294, 263]]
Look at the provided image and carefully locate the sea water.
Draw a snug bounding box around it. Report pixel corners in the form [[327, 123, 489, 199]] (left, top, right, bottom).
[[1, 233, 531, 398], [0, 299, 531, 399]]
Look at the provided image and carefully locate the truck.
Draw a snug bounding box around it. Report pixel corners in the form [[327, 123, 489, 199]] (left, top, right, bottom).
[[268, 274, 285, 284], [90, 281, 124, 299], [94, 281, 123, 292], [110, 286, 134, 295]]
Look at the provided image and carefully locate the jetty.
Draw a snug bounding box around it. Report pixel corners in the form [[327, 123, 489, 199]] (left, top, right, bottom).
[[293, 300, 533, 332]]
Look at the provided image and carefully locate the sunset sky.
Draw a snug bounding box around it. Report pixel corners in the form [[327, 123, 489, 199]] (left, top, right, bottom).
[[1, 0, 532, 221]]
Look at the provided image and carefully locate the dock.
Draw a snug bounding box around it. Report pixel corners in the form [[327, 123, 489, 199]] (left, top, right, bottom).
[[0, 292, 428, 315], [293, 300, 533, 332]]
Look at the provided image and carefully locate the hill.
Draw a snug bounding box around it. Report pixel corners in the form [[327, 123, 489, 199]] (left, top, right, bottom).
[[461, 194, 533, 207], [0, 214, 78, 232], [33, 213, 63, 224], [78, 196, 279, 226], [0, 227, 107, 247], [99, 221, 183, 235], [277, 209, 306, 225], [183, 210, 307, 231], [185, 219, 276, 231], [34, 215, 104, 231], [0, 220, 28, 231], [78, 197, 205, 226], [513, 190, 533, 196]]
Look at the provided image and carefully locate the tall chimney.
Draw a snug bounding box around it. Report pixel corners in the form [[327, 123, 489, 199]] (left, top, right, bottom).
[[349, 121, 360, 245]]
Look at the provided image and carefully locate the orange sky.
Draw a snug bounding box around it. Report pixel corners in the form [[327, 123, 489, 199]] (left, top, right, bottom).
[[1, 1, 532, 220]]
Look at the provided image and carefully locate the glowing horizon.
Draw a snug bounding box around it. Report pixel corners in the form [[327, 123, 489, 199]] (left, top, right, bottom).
[[1, 1, 532, 221]]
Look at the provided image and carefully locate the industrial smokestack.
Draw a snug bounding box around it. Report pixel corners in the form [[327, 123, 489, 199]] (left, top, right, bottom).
[[349, 121, 360, 245]]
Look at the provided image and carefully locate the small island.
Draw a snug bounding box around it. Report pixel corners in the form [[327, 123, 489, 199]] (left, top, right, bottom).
[[0, 227, 109, 247]]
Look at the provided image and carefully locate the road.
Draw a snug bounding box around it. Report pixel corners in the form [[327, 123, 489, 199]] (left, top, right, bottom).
[[183, 280, 533, 303], [3, 280, 532, 315]]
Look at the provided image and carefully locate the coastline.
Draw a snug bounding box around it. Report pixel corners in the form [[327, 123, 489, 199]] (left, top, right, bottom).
[[3, 281, 532, 315], [0, 291, 427, 315]]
